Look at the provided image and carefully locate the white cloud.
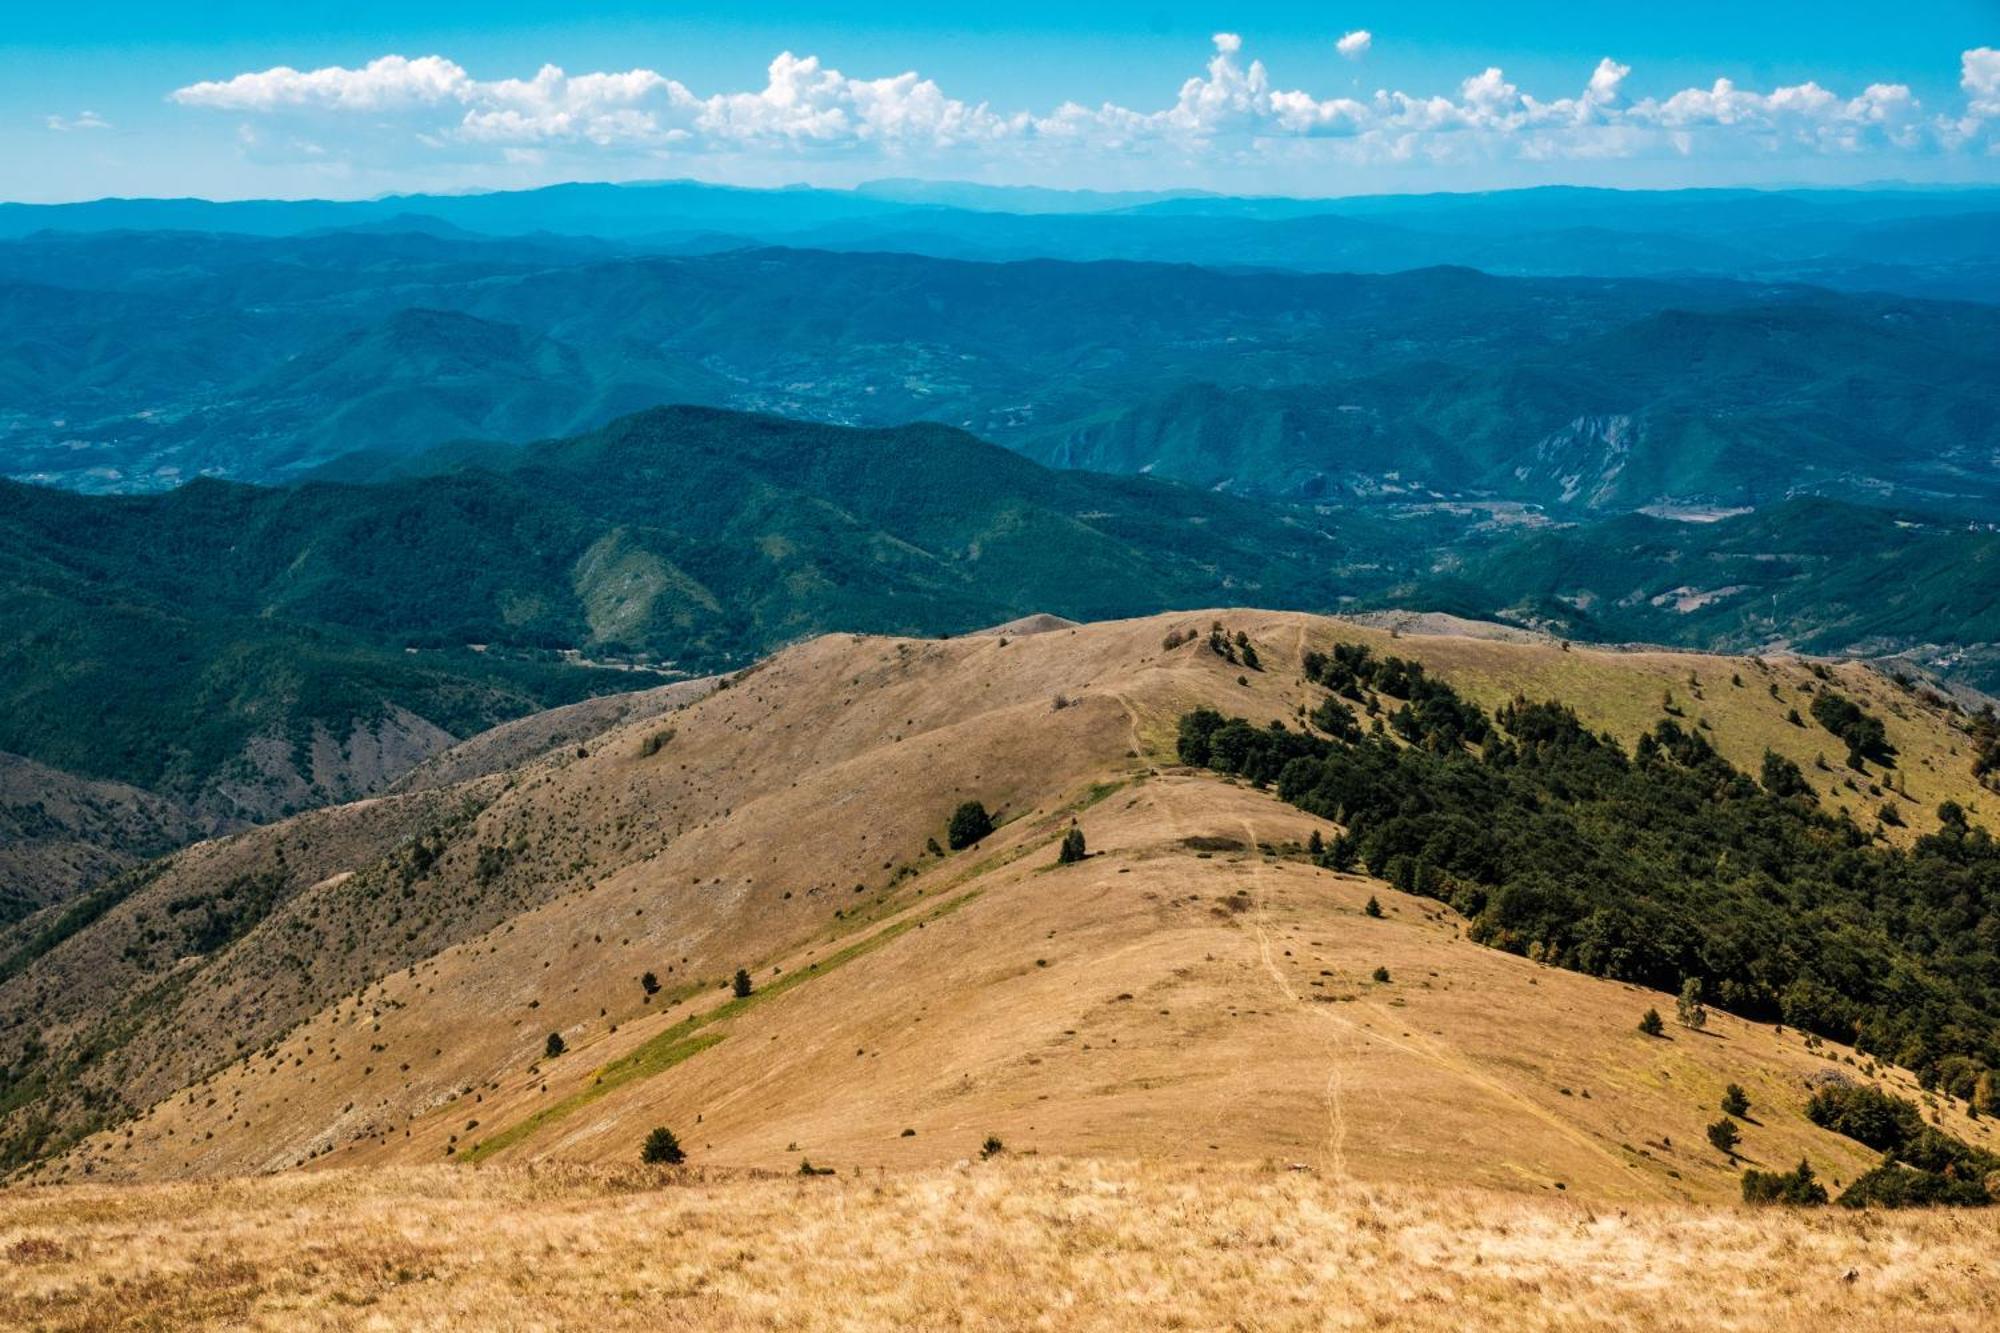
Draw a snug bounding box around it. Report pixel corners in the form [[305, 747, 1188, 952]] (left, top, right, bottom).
[[1964, 46, 2000, 119], [173, 55, 473, 111], [165, 38, 1994, 172], [690, 53, 1018, 148], [1336, 30, 1372, 60], [45, 110, 111, 132], [1587, 58, 1629, 107]]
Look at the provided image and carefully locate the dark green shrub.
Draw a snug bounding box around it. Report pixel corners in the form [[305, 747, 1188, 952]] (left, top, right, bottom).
[[1810, 691, 1895, 769], [1805, 1084, 1923, 1153], [1364, 895, 1383, 918], [1837, 1162, 1991, 1209], [1057, 826, 1086, 865], [947, 801, 995, 850], [1805, 1083, 2000, 1180], [1721, 1083, 1750, 1118], [1741, 1159, 1829, 1206], [732, 968, 753, 999], [1638, 1009, 1664, 1037], [641, 1126, 685, 1165], [544, 1031, 565, 1059], [1706, 1117, 1741, 1155], [1312, 695, 1362, 742], [1760, 750, 1811, 799]]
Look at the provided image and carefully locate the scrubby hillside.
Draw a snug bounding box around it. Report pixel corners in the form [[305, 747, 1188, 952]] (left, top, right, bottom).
[[5, 612, 1997, 1208], [385, 676, 717, 796], [0, 754, 204, 922]]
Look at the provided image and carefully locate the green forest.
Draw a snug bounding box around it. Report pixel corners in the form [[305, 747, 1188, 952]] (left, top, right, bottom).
[[1178, 642, 2000, 1099]]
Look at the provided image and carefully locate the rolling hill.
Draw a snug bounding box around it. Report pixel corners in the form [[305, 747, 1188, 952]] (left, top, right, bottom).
[[8, 610, 1997, 1208], [1398, 498, 2000, 691], [177, 308, 727, 482], [0, 753, 204, 925], [0, 406, 1392, 827], [1021, 298, 2000, 513], [11, 228, 1997, 517]]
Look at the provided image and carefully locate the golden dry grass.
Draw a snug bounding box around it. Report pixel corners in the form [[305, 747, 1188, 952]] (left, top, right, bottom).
[[12, 612, 2000, 1329], [43, 612, 1996, 1201], [3, 1158, 1997, 1331]]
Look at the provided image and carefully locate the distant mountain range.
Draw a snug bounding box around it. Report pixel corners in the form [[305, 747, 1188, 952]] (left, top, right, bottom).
[[5, 231, 1996, 518], [1020, 298, 2000, 514], [5, 179, 1996, 299]]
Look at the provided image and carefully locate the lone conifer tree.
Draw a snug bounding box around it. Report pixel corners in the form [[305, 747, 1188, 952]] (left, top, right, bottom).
[[1638, 1008, 1665, 1037], [1057, 826, 1086, 864], [732, 968, 753, 999], [948, 800, 995, 850], [1677, 978, 1708, 1031], [641, 1126, 685, 1165], [544, 1031, 565, 1059]]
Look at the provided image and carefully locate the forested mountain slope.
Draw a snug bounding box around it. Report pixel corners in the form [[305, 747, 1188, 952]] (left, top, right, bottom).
[[0, 407, 1381, 819]]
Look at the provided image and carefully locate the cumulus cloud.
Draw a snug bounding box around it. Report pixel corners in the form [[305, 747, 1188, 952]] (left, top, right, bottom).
[[46, 110, 111, 132], [173, 55, 474, 111], [1965, 46, 2000, 118], [166, 37, 1997, 170]]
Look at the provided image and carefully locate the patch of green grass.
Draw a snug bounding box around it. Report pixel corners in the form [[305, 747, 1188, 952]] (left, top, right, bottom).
[[465, 889, 980, 1163], [1071, 779, 1128, 813], [464, 1031, 725, 1163]]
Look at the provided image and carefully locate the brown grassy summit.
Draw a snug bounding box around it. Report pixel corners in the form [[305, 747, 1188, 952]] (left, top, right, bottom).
[[6, 610, 1991, 1209], [5, 1158, 1997, 1331]]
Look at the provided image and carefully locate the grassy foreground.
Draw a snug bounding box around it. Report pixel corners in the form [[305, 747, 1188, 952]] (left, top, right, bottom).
[[3, 1158, 1996, 1330]]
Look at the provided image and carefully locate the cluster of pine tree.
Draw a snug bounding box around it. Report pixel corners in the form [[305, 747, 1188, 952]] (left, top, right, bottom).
[[1808, 689, 1896, 769]]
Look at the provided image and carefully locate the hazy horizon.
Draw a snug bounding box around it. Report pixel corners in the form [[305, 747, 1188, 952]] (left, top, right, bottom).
[[9, 3, 1997, 203]]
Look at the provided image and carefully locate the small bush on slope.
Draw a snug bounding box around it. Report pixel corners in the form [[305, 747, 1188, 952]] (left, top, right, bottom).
[[1741, 1160, 1828, 1206], [641, 1126, 685, 1165], [947, 801, 995, 850]]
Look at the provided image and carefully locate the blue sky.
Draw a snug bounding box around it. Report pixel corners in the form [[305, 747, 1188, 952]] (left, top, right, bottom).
[[7, 1, 1998, 201]]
